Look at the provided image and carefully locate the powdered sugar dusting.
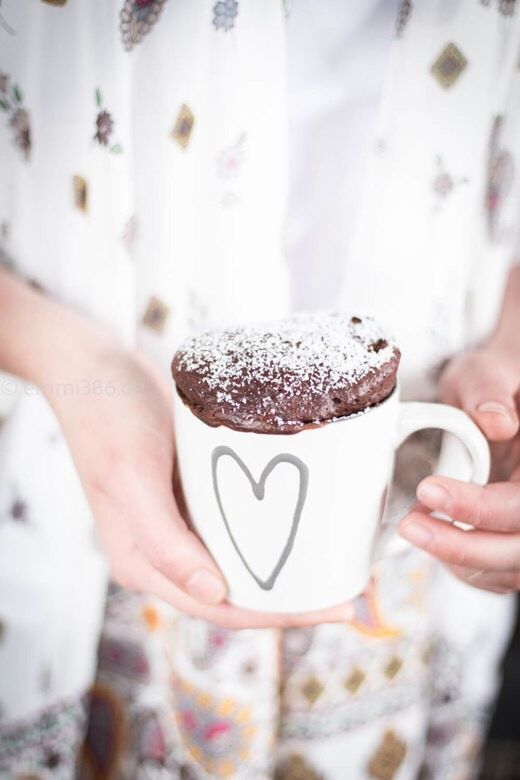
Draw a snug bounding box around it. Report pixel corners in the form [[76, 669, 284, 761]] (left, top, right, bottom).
[[174, 312, 398, 409]]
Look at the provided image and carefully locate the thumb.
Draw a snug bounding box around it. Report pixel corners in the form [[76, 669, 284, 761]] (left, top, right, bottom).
[[123, 471, 228, 606], [449, 357, 519, 441]]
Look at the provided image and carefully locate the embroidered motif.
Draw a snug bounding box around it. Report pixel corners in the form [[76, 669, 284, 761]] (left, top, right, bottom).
[[142, 603, 161, 632], [141, 295, 170, 333], [395, 1, 413, 38], [217, 133, 246, 206], [346, 579, 401, 639], [213, 0, 239, 32], [217, 133, 245, 180], [425, 721, 457, 748], [93, 88, 123, 153], [282, 627, 316, 677], [486, 116, 514, 242], [171, 103, 195, 149], [432, 156, 468, 209], [0, 75, 31, 160], [172, 675, 256, 777], [241, 659, 258, 678], [98, 636, 151, 682], [72, 175, 88, 212], [42, 0, 69, 5], [274, 753, 324, 780], [120, 0, 168, 52], [185, 621, 234, 671], [301, 676, 324, 705], [80, 684, 126, 779], [121, 214, 138, 253], [0, 698, 85, 772], [135, 710, 167, 766], [480, 0, 516, 15], [344, 667, 365, 694], [0, 619, 5, 642], [367, 731, 407, 780], [430, 43, 468, 89], [10, 496, 28, 522], [384, 657, 403, 680]]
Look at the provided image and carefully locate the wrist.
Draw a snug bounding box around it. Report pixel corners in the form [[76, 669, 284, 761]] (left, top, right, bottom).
[[20, 297, 119, 394], [0, 269, 120, 389], [33, 312, 120, 399]]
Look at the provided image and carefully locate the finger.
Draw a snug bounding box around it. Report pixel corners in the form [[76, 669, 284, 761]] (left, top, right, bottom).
[[149, 556, 355, 629], [114, 544, 354, 629], [399, 510, 520, 570], [416, 476, 520, 532], [99, 489, 355, 625], [446, 359, 519, 441], [95, 472, 228, 606], [447, 564, 520, 594]]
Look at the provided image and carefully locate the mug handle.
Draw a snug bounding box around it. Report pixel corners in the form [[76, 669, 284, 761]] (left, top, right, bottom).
[[375, 402, 491, 559]]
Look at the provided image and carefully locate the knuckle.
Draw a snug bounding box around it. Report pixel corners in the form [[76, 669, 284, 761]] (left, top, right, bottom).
[[469, 499, 485, 528], [142, 537, 188, 583], [450, 496, 474, 525], [450, 488, 483, 526], [450, 543, 471, 569], [144, 539, 173, 574]]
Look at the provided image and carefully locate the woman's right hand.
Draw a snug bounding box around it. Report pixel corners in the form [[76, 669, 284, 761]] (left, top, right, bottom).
[[41, 326, 353, 629]]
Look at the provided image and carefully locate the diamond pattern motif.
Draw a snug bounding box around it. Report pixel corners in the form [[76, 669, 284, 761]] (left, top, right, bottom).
[[301, 676, 324, 705], [367, 731, 407, 780], [141, 296, 170, 333], [431, 43, 468, 89], [171, 104, 195, 149], [344, 667, 365, 694], [72, 175, 88, 212], [384, 657, 403, 680]]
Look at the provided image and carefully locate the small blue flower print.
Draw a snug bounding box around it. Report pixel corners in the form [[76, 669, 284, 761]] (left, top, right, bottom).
[[212, 0, 238, 32]]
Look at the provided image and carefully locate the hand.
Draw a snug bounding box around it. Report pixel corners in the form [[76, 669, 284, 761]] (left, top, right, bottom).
[[43, 328, 353, 629], [399, 348, 520, 593]]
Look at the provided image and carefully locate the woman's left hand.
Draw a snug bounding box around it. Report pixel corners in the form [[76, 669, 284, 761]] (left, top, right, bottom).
[[399, 347, 520, 594]]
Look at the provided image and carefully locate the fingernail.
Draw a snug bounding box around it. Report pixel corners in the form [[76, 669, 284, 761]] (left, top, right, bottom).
[[477, 401, 512, 418], [417, 480, 449, 509], [400, 521, 434, 549], [186, 569, 227, 605]]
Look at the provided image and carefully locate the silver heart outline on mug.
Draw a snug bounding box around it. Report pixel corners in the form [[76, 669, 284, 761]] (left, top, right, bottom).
[[211, 446, 309, 591]]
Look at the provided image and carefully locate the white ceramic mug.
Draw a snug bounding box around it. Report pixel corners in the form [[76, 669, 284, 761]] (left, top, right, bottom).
[[173, 388, 490, 613]]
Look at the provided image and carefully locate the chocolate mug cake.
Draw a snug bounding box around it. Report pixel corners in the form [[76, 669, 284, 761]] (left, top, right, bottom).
[[171, 310, 488, 613], [171, 312, 401, 434]]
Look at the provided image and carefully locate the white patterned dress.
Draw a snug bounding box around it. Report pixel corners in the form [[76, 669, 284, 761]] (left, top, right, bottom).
[[0, 2, 519, 779]]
